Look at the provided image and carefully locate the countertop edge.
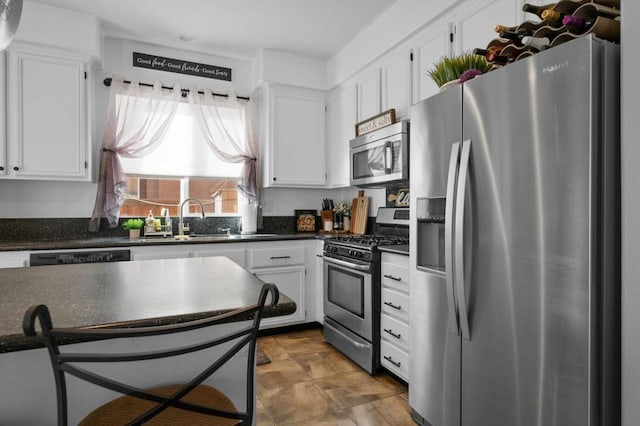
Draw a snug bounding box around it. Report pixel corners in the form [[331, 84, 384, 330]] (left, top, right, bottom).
[[0, 233, 324, 252], [0, 298, 296, 354]]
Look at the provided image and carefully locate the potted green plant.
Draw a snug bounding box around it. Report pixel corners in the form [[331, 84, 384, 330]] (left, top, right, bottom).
[[122, 218, 144, 240], [427, 52, 492, 91]]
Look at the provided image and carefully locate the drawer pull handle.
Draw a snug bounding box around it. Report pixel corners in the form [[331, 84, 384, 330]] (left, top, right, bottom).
[[384, 301, 402, 310], [384, 274, 402, 281], [384, 355, 401, 368], [270, 256, 291, 259], [384, 328, 401, 339]]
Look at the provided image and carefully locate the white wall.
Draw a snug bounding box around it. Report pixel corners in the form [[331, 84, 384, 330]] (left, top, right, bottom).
[[327, 0, 458, 88], [261, 187, 385, 216], [620, 3, 639, 424]]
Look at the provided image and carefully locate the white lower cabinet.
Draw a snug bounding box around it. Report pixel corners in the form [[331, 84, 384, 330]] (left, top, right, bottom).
[[0, 251, 29, 268], [129, 240, 316, 329], [190, 244, 247, 268], [247, 241, 307, 328], [380, 252, 410, 381]]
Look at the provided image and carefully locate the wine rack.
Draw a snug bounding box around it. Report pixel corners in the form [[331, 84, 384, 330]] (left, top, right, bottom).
[[474, 0, 620, 67]]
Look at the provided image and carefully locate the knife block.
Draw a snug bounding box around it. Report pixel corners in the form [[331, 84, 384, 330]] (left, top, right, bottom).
[[321, 210, 334, 231]]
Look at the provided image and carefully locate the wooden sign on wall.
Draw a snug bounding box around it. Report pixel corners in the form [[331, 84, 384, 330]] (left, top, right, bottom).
[[133, 52, 232, 81]]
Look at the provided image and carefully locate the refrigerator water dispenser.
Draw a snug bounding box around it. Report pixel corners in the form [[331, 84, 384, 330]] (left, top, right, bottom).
[[416, 197, 445, 272]]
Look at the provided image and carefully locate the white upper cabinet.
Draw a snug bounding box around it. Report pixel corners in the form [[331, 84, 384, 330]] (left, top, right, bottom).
[[454, 0, 520, 54], [357, 68, 381, 122], [326, 83, 357, 188], [381, 49, 413, 121], [259, 84, 326, 188], [412, 23, 452, 104], [4, 44, 90, 181]]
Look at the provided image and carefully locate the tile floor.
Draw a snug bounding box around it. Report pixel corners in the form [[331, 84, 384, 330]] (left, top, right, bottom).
[[255, 327, 413, 425]]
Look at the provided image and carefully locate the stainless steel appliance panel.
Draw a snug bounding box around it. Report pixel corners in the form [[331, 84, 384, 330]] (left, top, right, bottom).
[[350, 121, 409, 187], [409, 35, 619, 426], [323, 258, 373, 341], [459, 36, 603, 426], [409, 84, 462, 425]]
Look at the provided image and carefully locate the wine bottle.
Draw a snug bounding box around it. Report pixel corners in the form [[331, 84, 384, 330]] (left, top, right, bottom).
[[540, 0, 590, 25], [473, 48, 515, 64], [495, 21, 546, 36], [486, 52, 512, 66], [522, 3, 556, 19], [521, 35, 551, 50], [592, 0, 619, 8], [567, 2, 620, 20], [562, 7, 620, 43], [498, 31, 524, 47]]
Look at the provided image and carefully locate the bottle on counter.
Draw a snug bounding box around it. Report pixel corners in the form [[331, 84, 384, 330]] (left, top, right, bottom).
[[145, 210, 156, 234]]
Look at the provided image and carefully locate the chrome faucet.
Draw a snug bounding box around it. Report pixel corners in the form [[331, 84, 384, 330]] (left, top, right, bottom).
[[178, 198, 206, 236]]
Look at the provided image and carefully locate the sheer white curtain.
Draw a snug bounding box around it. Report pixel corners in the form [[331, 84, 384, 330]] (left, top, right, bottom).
[[89, 77, 182, 231], [187, 88, 259, 203]]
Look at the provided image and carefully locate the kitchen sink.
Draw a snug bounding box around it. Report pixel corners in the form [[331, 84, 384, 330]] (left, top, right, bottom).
[[188, 233, 280, 240]]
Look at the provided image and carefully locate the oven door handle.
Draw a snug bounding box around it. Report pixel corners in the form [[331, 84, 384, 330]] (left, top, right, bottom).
[[322, 255, 371, 272]]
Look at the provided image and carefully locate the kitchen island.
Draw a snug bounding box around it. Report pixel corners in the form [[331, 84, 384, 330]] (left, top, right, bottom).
[[0, 256, 295, 424]]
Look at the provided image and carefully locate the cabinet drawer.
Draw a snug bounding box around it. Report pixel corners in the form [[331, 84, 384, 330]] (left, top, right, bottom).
[[380, 340, 409, 382], [381, 314, 410, 351], [381, 257, 409, 291], [248, 246, 305, 268], [381, 287, 409, 321]]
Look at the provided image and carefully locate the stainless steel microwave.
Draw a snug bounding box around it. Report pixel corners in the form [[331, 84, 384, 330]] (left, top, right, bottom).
[[350, 120, 409, 187]]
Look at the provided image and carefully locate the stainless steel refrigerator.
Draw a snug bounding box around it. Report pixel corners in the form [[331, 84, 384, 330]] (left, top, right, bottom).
[[409, 35, 620, 426]]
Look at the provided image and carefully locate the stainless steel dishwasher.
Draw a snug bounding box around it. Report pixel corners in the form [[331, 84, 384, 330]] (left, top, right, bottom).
[[29, 249, 131, 266]]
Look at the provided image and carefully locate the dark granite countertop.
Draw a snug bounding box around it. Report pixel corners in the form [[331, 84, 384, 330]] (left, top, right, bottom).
[[378, 244, 409, 256], [0, 233, 321, 252], [0, 256, 295, 353]]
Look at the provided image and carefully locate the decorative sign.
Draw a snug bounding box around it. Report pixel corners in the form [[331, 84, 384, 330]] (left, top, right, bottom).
[[133, 52, 232, 81], [387, 188, 410, 207], [355, 108, 396, 137], [295, 210, 318, 232]]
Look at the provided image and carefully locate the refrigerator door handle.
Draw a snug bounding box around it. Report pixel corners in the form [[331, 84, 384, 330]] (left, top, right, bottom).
[[455, 139, 472, 340], [444, 141, 461, 336]]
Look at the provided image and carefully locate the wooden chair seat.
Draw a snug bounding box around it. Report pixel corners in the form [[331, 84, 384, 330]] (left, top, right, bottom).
[[79, 384, 238, 425]]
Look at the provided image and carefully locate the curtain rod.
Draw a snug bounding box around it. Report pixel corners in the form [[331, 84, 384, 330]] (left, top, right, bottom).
[[102, 77, 250, 101]]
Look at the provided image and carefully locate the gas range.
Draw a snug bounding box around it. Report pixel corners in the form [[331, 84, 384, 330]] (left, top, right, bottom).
[[323, 207, 409, 261], [322, 206, 409, 374]]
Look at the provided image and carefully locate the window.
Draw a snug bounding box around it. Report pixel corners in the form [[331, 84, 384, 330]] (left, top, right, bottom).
[[119, 101, 245, 218]]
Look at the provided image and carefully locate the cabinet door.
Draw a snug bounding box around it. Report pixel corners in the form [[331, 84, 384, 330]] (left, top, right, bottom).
[[412, 24, 452, 104], [357, 68, 381, 122], [6, 47, 88, 180], [268, 86, 326, 187], [381, 49, 412, 121], [254, 265, 306, 328], [190, 244, 246, 268], [326, 84, 357, 188], [454, 0, 519, 54]]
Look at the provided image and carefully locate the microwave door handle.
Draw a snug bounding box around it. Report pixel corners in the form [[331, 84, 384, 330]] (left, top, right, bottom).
[[444, 142, 461, 336], [384, 141, 393, 173], [455, 139, 472, 340]]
